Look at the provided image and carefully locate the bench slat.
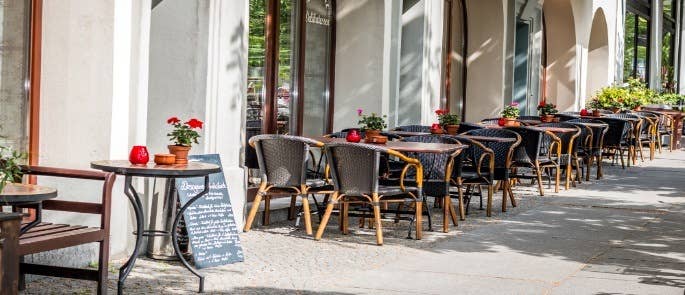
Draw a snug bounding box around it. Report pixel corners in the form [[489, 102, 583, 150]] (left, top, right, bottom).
[[20, 225, 88, 239], [19, 228, 105, 256]]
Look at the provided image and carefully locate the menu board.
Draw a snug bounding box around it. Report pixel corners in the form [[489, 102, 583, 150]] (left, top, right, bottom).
[[176, 154, 244, 269]]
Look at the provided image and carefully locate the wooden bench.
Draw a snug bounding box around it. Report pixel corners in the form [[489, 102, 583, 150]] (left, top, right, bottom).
[[0, 212, 22, 295], [17, 166, 116, 294]]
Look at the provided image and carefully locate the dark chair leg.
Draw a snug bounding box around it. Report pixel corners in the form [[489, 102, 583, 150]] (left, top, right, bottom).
[[288, 195, 297, 220], [98, 239, 110, 295]]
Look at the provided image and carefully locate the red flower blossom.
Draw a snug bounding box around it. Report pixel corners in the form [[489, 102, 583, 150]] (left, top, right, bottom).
[[186, 118, 203, 129], [435, 109, 446, 116], [167, 117, 181, 124]]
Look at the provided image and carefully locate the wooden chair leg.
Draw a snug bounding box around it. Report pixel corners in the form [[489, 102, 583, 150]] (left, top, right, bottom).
[[288, 195, 297, 220], [341, 202, 349, 235], [534, 163, 544, 196], [457, 187, 465, 221], [585, 156, 592, 182], [262, 196, 271, 226], [486, 184, 494, 217], [372, 194, 383, 245], [301, 196, 313, 235], [507, 183, 517, 207], [442, 195, 450, 233], [97, 239, 109, 295], [243, 192, 263, 232], [501, 180, 508, 212], [415, 200, 423, 240], [565, 163, 571, 190], [555, 166, 560, 193], [315, 193, 338, 240]]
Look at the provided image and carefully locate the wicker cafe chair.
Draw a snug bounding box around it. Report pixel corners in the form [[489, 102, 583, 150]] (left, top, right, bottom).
[[507, 126, 561, 196], [567, 118, 609, 180], [644, 110, 674, 152], [244, 135, 333, 235], [394, 125, 432, 133], [596, 117, 632, 169], [399, 135, 465, 232], [538, 123, 582, 189], [634, 111, 659, 160], [603, 113, 643, 166], [565, 122, 593, 181], [315, 143, 424, 245], [458, 122, 485, 133], [451, 136, 496, 216], [459, 129, 521, 213]]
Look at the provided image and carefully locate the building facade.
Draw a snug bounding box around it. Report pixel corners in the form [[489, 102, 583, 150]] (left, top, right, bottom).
[[1, 0, 683, 262]]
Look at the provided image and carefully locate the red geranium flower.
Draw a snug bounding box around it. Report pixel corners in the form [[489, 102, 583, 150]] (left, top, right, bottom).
[[435, 109, 445, 115], [186, 118, 203, 129], [167, 117, 181, 124]]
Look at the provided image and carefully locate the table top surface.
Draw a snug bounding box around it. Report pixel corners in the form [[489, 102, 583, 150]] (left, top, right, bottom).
[[456, 135, 518, 143], [529, 126, 578, 133], [91, 160, 221, 178], [517, 119, 543, 125], [386, 130, 432, 137], [573, 122, 608, 128], [0, 183, 58, 205], [312, 137, 468, 154]]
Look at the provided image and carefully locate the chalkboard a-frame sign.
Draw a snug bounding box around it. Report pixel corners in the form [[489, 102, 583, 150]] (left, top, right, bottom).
[[176, 154, 244, 269]]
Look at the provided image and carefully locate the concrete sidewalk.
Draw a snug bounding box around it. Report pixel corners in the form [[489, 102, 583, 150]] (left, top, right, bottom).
[[25, 149, 685, 294]]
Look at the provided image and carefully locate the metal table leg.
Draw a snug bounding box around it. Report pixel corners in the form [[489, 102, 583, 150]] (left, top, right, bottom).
[[118, 176, 145, 295], [172, 175, 210, 293]]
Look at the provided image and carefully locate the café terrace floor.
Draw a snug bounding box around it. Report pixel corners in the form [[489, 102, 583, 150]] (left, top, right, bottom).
[[25, 147, 685, 294]]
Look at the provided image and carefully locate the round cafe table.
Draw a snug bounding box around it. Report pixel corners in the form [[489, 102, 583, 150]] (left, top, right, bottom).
[[0, 183, 58, 235], [90, 160, 221, 294]]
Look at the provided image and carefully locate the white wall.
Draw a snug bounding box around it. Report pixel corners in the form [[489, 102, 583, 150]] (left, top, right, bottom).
[[38, 0, 151, 263], [334, 0, 385, 130], [464, 0, 507, 121], [147, 0, 209, 154]]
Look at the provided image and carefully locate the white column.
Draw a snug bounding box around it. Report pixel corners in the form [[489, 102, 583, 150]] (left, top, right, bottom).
[[650, 0, 663, 89], [203, 0, 249, 227], [420, 0, 445, 125]]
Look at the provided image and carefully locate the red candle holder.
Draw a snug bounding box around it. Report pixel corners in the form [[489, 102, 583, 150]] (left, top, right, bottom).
[[129, 146, 150, 165], [345, 129, 362, 143]]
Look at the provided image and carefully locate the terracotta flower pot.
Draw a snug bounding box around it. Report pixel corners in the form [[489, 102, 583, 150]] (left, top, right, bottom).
[[592, 110, 601, 117], [445, 124, 459, 135], [633, 106, 642, 111], [611, 107, 621, 114], [503, 118, 518, 127], [168, 145, 191, 165], [540, 115, 555, 123]]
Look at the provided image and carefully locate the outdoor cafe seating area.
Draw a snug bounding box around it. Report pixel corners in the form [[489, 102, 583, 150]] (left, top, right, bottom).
[[0, 107, 681, 294], [243, 108, 680, 247]]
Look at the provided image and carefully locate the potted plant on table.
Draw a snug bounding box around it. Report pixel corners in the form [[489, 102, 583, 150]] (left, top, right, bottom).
[[501, 102, 520, 127], [586, 98, 603, 117], [436, 109, 461, 135], [0, 145, 25, 193], [357, 109, 387, 140], [167, 117, 203, 164], [537, 102, 558, 122]]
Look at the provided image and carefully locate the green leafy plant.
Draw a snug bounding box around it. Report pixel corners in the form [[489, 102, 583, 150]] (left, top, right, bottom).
[[592, 86, 629, 110], [435, 109, 460, 126], [501, 102, 520, 118], [357, 109, 387, 131], [537, 102, 558, 116], [652, 93, 684, 105], [167, 117, 203, 147], [624, 78, 654, 109], [0, 145, 26, 193]]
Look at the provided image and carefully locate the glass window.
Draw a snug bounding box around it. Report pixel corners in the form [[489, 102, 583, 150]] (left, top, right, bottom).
[[0, 0, 31, 154], [664, 0, 674, 19], [623, 10, 650, 83]]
